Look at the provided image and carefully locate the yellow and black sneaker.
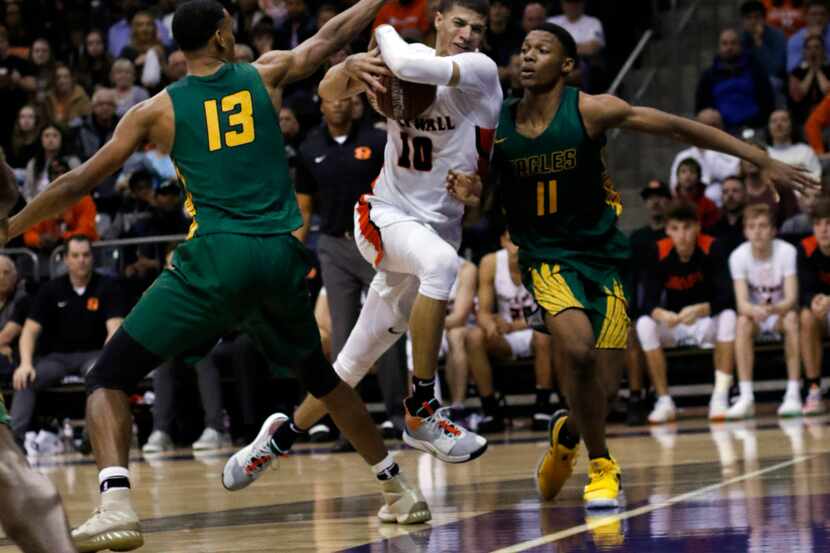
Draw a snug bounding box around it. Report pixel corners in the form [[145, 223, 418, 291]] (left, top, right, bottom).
[[535, 410, 578, 501], [583, 456, 622, 509]]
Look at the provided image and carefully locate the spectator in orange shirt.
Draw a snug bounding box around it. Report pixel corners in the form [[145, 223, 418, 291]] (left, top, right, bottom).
[[23, 157, 98, 251], [804, 87, 830, 160], [373, 0, 431, 41], [763, 0, 806, 37]]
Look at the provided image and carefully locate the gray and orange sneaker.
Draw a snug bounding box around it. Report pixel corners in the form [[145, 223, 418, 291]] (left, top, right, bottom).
[[222, 413, 288, 491], [402, 398, 487, 463]]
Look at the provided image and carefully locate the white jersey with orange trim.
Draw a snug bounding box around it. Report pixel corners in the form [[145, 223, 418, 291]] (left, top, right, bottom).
[[364, 46, 502, 248], [494, 249, 537, 324]]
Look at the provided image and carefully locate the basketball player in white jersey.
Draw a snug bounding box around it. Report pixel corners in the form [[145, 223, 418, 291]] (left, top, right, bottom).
[[466, 230, 555, 433], [224, 0, 501, 475]]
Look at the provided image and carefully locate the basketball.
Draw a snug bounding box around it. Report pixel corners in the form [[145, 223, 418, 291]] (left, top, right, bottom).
[[367, 74, 437, 121]]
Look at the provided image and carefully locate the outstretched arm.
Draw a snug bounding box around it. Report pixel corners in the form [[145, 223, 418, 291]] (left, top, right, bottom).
[[7, 102, 152, 240], [256, 0, 387, 88], [318, 48, 391, 101], [582, 93, 819, 194]]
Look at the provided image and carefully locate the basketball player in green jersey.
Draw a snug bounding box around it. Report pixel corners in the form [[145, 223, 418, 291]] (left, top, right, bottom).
[[491, 24, 816, 510], [0, 153, 77, 553], [3, 1, 431, 551]]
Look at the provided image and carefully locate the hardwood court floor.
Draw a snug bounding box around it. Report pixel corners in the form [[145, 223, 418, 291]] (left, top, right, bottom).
[[2, 410, 830, 552]]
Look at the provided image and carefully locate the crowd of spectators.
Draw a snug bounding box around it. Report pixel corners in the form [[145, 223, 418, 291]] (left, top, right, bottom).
[[13, 0, 830, 455]]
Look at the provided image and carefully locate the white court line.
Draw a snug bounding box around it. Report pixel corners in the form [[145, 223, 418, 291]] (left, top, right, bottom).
[[492, 454, 815, 553]]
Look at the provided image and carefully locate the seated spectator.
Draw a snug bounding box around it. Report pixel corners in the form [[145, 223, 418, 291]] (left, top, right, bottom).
[[3, 2, 28, 48], [276, 0, 317, 50], [10, 236, 127, 444], [107, 170, 155, 240], [767, 109, 822, 179], [696, 28, 774, 132], [484, 0, 523, 85], [741, 1, 787, 85], [710, 176, 749, 255], [636, 202, 736, 423], [741, 142, 800, 226], [107, 3, 172, 60], [28, 37, 54, 104], [23, 157, 98, 251], [728, 203, 801, 419], [5, 105, 40, 170], [0, 26, 35, 145], [763, 0, 806, 37], [316, 4, 339, 30], [124, 181, 190, 284], [440, 258, 477, 419], [787, 0, 830, 73], [234, 44, 256, 63], [669, 109, 741, 204], [625, 179, 672, 426], [110, 58, 150, 118], [23, 124, 80, 201], [75, 89, 119, 163], [522, 3, 548, 34], [119, 10, 167, 91], [782, 186, 822, 235], [548, 0, 606, 90], [75, 30, 113, 94], [675, 158, 721, 230], [796, 196, 830, 415], [465, 231, 555, 433], [251, 18, 276, 59], [44, 63, 91, 128], [373, 0, 430, 42], [788, 33, 830, 125], [0, 256, 30, 383], [164, 50, 187, 85]]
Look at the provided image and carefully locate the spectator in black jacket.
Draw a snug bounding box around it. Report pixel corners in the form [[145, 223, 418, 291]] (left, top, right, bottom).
[[635, 201, 736, 424], [796, 196, 830, 416], [696, 28, 775, 132], [74, 88, 120, 215], [10, 236, 127, 442], [710, 175, 748, 255]]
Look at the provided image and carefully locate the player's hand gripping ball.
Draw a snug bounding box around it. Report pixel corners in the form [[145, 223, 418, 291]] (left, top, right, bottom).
[[367, 74, 437, 121]]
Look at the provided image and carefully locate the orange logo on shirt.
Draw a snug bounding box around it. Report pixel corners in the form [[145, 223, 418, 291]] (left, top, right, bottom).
[[86, 297, 99, 311], [354, 147, 372, 160]]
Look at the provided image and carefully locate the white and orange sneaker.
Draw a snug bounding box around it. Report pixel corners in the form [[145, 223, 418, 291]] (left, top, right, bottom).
[[222, 413, 288, 491], [402, 398, 487, 463]]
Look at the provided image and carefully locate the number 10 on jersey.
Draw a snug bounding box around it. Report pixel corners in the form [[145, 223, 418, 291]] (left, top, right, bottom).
[[537, 179, 558, 216]]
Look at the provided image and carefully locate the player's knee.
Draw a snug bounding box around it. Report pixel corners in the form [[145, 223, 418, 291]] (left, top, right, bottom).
[[333, 357, 370, 388], [561, 339, 596, 378], [635, 315, 659, 351], [800, 308, 817, 328], [716, 309, 737, 343], [736, 314, 754, 337], [419, 247, 460, 300], [465, 325, 486, 349], [299, 347, 341, 398], [85, 329, 159, 395]]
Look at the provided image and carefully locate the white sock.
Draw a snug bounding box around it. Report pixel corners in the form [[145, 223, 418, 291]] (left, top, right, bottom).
[[786, 379, 801, 399], [714, 371, 732, 396], [372, 453, 398, 480], [658, 394, 673, 405], [739, 381, 754, 401], [99, 466, 130, 495]]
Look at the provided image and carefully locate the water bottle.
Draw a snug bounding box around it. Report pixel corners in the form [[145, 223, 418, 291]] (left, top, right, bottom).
[[62, 419, 74, 453]]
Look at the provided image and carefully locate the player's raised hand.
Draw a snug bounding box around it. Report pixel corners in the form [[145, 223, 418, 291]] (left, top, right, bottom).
[[762, 157, 821, 196], [344, 48, 392, 94], [446, 170, 482, 206]]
